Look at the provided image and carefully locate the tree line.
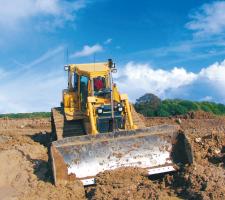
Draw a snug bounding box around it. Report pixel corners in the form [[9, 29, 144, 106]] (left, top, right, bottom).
[[134, 93, 225, 117]]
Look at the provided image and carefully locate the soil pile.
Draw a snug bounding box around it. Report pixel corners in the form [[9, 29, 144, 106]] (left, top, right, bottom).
[[179, 116, 225, 169], [178, 116, 225, 199], [86, 168, 170, 200], [152, 114, 225, 200], [0, 133, 85, 200], [0, 113, 224, 200], [169, 163, 225, 199], [184, 111, 215, 119]]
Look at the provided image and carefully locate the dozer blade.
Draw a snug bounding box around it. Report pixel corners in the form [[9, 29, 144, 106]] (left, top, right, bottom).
[[50, 125, 193, 186]]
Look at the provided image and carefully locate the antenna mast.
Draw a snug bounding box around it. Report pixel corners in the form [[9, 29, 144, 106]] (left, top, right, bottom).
[[94, 53, 96, 71]]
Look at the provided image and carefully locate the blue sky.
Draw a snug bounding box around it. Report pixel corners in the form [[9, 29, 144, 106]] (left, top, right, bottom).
[[1, 0, 225, 113]]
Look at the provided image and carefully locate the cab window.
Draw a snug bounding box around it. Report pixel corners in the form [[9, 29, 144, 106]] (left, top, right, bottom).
[[80, 76, 89, 111], [94, 77, 106, 91], [73, 73, 78, 91]]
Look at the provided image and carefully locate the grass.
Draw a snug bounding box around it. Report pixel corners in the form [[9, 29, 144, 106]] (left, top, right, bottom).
[[0, 112, 51, 119]]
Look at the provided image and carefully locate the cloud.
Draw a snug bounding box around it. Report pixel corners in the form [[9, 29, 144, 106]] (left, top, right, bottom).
[[128, 2, 225, 66], [199, 61, 225, 82], [115, 60, 225, 103], [1, 56, 225, 113], [198, 60, 225, 98], [186, 1, 225, 37], [0, 46, 66, 113], [115, 62, 197, 101], [22, 46, 64, 70], [200, 96, 213, 101], [0, 0, 86, 30], [71, 44, 103, 58], [104, 38, 112, 44], [0, 72, 66, 113], [130, 36, 225, 66], [0, 68, 7, 79], [127, 2, 225, 67]]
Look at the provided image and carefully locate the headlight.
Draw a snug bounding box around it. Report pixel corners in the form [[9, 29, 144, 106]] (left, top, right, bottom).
[[97, 108, 103, 114], [64, 65, 69, 71], [118, 107, 123, 112]]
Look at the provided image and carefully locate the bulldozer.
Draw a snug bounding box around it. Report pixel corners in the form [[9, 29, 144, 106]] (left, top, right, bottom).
[[50, 59, 193, 186]]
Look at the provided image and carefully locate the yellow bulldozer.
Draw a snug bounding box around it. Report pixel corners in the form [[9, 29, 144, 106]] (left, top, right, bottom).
[[50, 59, 193, 186]]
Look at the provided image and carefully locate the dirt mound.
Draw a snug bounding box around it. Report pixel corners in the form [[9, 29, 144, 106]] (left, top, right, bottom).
[[185, 110, 215, 119], [130, 104, 146, 128], [164, 163, 225, 200], [0, 115, 224, 200], [178, 117, 225, 200], [179, 118, 225, 168], [20, 181, 85, 200], [87, 168, 170, 200], [0, 133, 85, 200], [144, 115, 225, 200], [0, 149, 32, 200]]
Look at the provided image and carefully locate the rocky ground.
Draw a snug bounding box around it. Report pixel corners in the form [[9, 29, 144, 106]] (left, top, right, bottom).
[[0, 112, 224, 200]]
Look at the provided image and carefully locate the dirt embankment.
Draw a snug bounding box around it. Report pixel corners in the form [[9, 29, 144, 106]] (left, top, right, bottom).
[[0, 124, 85, 200], [0, 113, 224, 200], [86, 113, 225, 200]]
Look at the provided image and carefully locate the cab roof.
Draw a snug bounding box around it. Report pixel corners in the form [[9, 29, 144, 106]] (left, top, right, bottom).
[[69, 62, 110, 77]]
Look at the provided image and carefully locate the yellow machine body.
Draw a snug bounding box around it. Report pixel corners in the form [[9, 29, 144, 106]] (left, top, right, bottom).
[[50, 59, 193, 186], [62, 60, 136, 136]]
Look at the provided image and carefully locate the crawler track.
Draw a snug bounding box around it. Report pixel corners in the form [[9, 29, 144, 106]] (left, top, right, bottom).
[[51, 107, 85, 140]]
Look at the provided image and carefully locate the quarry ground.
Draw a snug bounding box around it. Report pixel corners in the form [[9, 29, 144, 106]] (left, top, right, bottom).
[[0, 111, 224, 200]]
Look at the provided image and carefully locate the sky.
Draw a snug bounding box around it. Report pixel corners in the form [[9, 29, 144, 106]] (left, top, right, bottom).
[[1, 0, 225, 113]]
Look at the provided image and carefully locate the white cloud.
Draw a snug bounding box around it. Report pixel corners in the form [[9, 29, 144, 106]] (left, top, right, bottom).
[[0, 46, 66, 113], [115, 62, 197, 101], [198, 60, 225, 98], [200, 96, 213, 101], [0, 0, 86, 29], [1, 56, 225, 113], [71, 44, 103, 58], [22, 46, 64, 70], [0, 72, 66, 113], [199, 61, 225, 82], [186, 1, 225, 37], [115, 60, 225, 103], [104, 38, 112, 44]]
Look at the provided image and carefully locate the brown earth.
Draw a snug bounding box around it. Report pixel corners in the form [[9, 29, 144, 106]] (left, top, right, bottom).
[[0, 119, 85, 200], [0, 118, 51, 135], [0, 113, 224, 200], [86, 167, 175, 200]]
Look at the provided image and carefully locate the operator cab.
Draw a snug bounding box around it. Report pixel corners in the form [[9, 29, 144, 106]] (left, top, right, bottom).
[[93, 76, 111, 98], [63, 60, 120, 126], [72, 73, 110, 98]]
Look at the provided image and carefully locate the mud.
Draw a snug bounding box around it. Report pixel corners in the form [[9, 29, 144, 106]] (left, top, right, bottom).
[[0, 113, 224, 200]]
